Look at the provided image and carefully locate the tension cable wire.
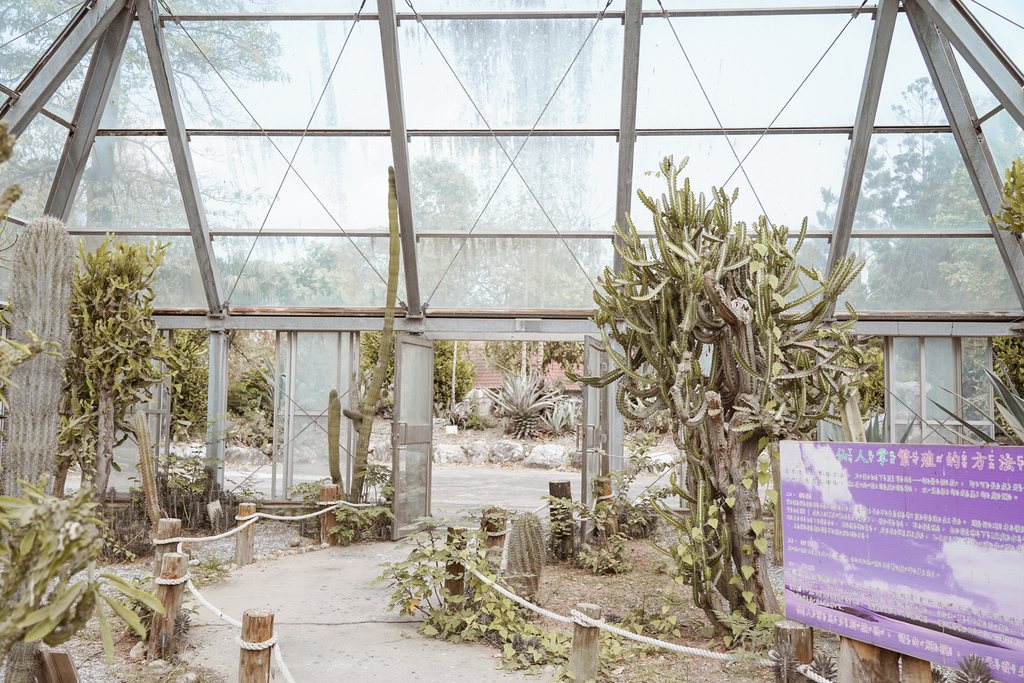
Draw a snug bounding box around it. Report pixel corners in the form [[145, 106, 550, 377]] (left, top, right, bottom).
[[411, 0, 611, 306], [654, 0, 775, 227], [967, 0, 1024, 33], [0, 0, 90, 51], [158, 0, 389, 296], [720, 0, 870, 189]]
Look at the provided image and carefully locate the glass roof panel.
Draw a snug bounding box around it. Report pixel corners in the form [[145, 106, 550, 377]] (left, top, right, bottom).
[[399, 18, 622, 128], [191, 136, 392, 232], [631, 134, 849, 232], [75, 234, 208, 308], [962, 0, 1024, 76], [851, 133, 989, 231], [874, 14, 947, 127], [213, 234, 405, 308], [167, 19, 389, 129], [96, 24, 164, 129], [0, 0, 84, 93], [0, 114, 64, 219], [635, 13, 871, 129], [405, 0, 610, 10], [65, 136, 191, 232], [419, 235, 611, 310], [982, 108, 1024, 176], [843, 236, 1020, 312], [652, 0, 861, 7], [162, 0, 378, 16], [409, 135, 618, 232]]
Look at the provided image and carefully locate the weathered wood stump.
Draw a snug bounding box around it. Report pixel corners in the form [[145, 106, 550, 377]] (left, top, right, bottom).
[[235, 503, 256, 566], [319, 484, 340, 545], [238, 609, 275, 683], [148, 552, 186, 661], [569, 603, 601, 682], [444, 526, 467, 603], [548, 480, 573, 561], [838, 636, 899, 683], [153, 518, 181, 581]]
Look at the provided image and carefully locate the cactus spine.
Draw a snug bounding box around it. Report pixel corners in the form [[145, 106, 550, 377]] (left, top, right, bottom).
[[133, 409, 162, 533], [1, 216, 74, 497], [328, 389, 343, 488], [505, 512, 545, 598]]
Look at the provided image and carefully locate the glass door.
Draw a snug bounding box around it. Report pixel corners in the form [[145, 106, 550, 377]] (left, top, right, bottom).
[[392, 333, 434, 540]]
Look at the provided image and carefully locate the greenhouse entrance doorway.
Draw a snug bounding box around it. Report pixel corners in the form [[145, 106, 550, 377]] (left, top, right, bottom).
[[391, 334, 435, 539]]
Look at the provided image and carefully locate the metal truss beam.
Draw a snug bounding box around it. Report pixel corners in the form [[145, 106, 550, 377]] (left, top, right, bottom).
[[137, 0, 225, 315], [0, 0, 128, 138], [907, 3, 1024, 310], [45, 8, 133, 221], [378, 0, 422, 318], [912, 0, 1024, 129], [826, 0, 898, 292], [614, 0, 643, 272]]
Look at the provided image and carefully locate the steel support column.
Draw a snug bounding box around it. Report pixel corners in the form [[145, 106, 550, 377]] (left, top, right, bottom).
[[137, 0, 225, 315], [912, 0, 1024, 129], [206, 321, 229, 486], [613, 0, 643, 272], [0, 0, 128, 138], [825, 0, 899, 292], [907, 3, 1024, 309], [45, 8, 133, 221], [378, 0, 422, 317]]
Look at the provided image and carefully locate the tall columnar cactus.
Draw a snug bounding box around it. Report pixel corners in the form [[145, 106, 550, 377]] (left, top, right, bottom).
[[581, 156, 866, 633], [133, 410, 162, 534], [348, 168, 401, 503], [505, 512, 545, 598], [328, 389, 343, 488], [1, 216, 74, 498]]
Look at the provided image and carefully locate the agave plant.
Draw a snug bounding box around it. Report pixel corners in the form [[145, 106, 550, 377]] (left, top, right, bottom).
[[541, 397, 581, 434], [929, 368, 1024, 445], [486, 372, 558, 440], [949, 655, 995, 683]]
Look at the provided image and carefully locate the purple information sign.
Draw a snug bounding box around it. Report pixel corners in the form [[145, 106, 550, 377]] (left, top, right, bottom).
[[781, 442, 1024, 681]]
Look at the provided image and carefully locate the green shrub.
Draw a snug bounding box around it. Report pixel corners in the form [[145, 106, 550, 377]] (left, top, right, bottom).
[[170, 330, 208, 440], [360, 334, 476, 408]]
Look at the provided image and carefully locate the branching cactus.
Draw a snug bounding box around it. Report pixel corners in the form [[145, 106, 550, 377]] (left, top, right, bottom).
[[505, 512, 545, 598], [133, 410, 162, 533], [2, 216, 74, 498], [579, 156, 866, 633], [328, 389, 343, 488]]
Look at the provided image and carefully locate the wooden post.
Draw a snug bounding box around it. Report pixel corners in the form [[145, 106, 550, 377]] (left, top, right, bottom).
[[444, 526, 466, 603], [153, 518, 181, 581], [482, 508, 507, 550], [774, 620, 813, 681], [148, 552, 186, 661], [548, 480, 573, 561], [238, 608, 274, 683], [39, 648, 80, 683], [235, 503, 256, 566], [838, 637, 899, 683], [901, 655, 932, 683], [598, 478, 618, 534], [569, 603, 601, 682], [319, 484, 340, 546]]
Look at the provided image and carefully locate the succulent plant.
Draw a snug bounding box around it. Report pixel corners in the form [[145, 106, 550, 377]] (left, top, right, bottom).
[[769, 641, 799, 682], [505, 512, 545, 598], [487, 372, 557, 440], [950, 655, 994, 683], [811, 651, 837, 681], [133, 409, 162, 534], [328, 389, 343, 489]]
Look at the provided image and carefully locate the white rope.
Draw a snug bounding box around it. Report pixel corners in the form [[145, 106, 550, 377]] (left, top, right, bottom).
[[154, 574, 189, 586], [798, 664, 834, 683], [236, 634, 277, 651], [273, 640, 298, 683], [485, 530, 506, 537], [153, 518, 258, 547]]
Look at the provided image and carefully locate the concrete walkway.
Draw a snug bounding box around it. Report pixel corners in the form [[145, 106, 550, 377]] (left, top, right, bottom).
[[187, 542, 533, 682]]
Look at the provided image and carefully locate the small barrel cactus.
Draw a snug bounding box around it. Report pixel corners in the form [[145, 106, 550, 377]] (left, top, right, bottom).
[[505, 512, 545, 598]]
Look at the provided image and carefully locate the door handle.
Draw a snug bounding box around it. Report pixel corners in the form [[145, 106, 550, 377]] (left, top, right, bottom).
[[394, 422, 408, 447]]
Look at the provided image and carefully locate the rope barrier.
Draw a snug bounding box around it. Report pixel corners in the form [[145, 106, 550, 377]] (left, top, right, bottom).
[[235, 634, 278, 651], [154, 575, 189, 586], [466, 567, 573, 625]]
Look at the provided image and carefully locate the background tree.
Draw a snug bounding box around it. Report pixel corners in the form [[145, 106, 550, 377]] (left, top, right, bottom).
[[61, 237, 177, 499], [581, 156, 865, 633]]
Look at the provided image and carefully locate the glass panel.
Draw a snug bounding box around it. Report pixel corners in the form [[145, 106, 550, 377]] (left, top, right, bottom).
[[961, 0, 1024, 78], [410, 136, 617, 232], [293, 332, 340, 410], [407, 0, 609, 9], [653, 0, 859, 7], [0, 1, 84, 92], [400, 19, 622, 128], [0, 115, 64, 221], [286, 413, 330, 492], [393, 442, 429, 533], [164, 0, 377, 12], [961, 337, 991, 424], [981, 109, 1024, 178], [75, 235, 208, 308], [66, 136, 191, 233], [419, 236, 612, 309], [167, 20, 389, 129], [398, 339, 433, 426], [191, 136, 392, 233], [852, 134, 989, 231], [923, 337, 955, 420], [632, 135, 849, 232], [875, 15, 947, 127], [212, 234, 405, 308], [891, 337, 921, 442], [844, 237, 1020, 313], [636, 14, 871, 128]]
